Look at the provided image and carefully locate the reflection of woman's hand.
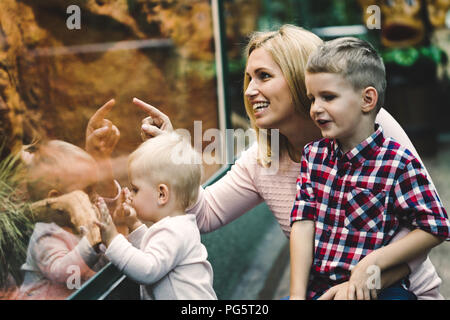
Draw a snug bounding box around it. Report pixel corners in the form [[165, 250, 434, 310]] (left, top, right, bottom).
[[86, 99, 120, 159], [133, 97, 173, 141]]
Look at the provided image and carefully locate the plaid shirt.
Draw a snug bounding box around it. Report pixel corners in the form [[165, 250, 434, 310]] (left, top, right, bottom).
[[290, 124, 450, 300]]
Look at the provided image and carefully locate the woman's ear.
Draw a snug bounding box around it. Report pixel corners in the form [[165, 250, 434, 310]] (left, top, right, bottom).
[[361, 87, 378, 113], [47, 189, 61, 198], [157, 184, 170, 205]]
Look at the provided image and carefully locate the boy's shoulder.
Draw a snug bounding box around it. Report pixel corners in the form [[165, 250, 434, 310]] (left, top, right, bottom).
[[304, 136, 420, 169], [304, 138, 333, 154], [379, 136, 417, 163]]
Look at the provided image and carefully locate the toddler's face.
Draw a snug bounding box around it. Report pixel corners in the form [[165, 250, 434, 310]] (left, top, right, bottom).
[[58, 159, 99, 201], [27, 143, 100, 201], [305, 72, 365, 142], [129, 176, 161, 223]]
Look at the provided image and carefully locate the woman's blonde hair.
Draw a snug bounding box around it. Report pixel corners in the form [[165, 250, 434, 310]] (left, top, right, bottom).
[[243, 24, 323, 166], [128, 132, 202, 209]]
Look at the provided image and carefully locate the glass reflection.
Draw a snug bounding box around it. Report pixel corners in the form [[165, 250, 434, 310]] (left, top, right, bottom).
[[0, 0, 220, 299]]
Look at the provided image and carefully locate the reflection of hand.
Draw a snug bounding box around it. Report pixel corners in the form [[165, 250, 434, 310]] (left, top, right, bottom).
[[30, 190, 102, 246], [133, 97, 173, 141], [95, 197, 119, 247], [86, 99, 120, 159]]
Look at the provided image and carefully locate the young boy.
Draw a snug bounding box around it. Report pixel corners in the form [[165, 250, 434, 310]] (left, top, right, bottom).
[[289, 37, 450, 300], [96, 132, 217, 300]]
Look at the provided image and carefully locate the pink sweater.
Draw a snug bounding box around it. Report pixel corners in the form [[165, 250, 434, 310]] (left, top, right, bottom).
[[187, 108, 443, 299], [106, 215, 217, 300]]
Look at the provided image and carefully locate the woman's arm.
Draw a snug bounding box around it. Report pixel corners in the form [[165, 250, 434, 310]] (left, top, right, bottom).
[[348, 229, 442, 299], [133, 98, 264, 233], [356, 230, 442, 275], [187, 144, 264, 233], [318, 263, 410, 300], [375, 107, 438, 274], [376, 108, 434, 187]]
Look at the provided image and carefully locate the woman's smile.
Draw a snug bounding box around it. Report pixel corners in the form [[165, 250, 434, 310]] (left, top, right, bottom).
[[252, 101, 270, 117], [245, 48, 297, 129]]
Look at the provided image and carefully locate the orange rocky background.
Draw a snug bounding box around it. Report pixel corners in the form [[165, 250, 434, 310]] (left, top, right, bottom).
[[0, 0, 260, 182]]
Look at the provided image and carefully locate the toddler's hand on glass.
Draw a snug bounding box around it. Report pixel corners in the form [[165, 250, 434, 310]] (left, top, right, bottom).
[[95, 197, 119, 247], [112, 188, 142, 233]]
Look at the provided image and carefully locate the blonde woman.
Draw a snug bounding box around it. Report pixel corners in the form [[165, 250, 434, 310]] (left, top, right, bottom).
[[133, 25, 443, 300]]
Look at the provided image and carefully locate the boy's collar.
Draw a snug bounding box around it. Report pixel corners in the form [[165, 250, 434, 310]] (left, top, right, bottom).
[[330, 123, 384, 167]]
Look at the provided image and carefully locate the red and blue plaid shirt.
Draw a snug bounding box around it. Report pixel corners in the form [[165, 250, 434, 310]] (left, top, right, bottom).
[[290, 124, 450, 299]]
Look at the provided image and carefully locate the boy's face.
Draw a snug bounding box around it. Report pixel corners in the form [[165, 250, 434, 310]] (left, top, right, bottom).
[[129, 176, 161, 223], [305, 72, 370, 147]]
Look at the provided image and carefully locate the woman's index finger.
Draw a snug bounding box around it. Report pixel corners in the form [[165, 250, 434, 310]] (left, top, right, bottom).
[[133, 97, 165, 119]]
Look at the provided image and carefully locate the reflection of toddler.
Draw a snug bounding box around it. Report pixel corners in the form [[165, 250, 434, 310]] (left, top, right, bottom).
[[19, 222, 105, 299], [18, 140, 109, 299], [97, 132, 217, 300]]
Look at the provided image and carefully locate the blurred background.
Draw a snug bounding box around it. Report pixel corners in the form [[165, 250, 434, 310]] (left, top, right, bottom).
[[0, 0, 449, 299]]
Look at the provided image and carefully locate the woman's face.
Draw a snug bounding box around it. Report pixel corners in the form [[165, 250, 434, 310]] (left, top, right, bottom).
[[244, 48, 298, 130]]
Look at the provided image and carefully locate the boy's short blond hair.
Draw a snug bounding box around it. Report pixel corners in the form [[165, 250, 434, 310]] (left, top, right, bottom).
[[128, 132, 202, 209], [306, 37, 386, 113]]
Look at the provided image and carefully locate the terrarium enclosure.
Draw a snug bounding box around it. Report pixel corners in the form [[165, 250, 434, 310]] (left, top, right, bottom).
[[1, 0, 449, 300]]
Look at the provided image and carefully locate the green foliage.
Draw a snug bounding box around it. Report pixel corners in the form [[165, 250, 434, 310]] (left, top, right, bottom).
[[382, 45, 448, 67], [0, 148, 34, 288], [257, 0, 362, 30]]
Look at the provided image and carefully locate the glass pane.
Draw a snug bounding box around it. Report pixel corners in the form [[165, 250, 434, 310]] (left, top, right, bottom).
[[0, 0, 222, 299]]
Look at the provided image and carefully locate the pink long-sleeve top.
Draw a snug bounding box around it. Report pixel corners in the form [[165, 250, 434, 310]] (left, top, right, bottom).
[[105, 214, 217, 300], [187, 108, 444, 299]]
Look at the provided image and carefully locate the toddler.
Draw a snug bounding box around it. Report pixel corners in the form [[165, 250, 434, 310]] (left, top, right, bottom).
[[96, 132, 217, 300]]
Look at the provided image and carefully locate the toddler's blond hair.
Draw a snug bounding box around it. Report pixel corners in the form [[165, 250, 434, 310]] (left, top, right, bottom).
[[24, 140, 97, 201], [128, 132, 202, 209]]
